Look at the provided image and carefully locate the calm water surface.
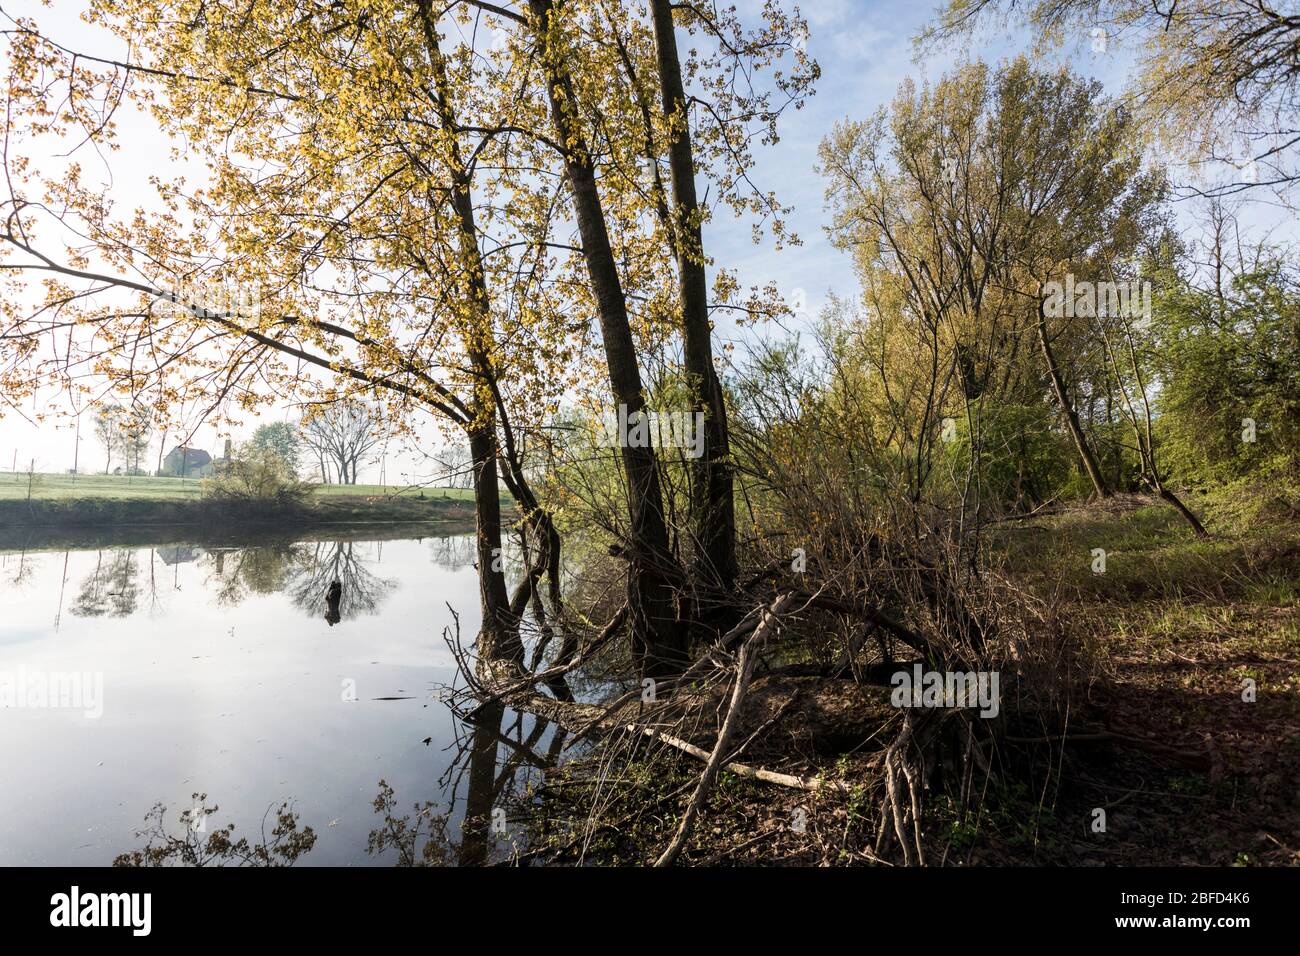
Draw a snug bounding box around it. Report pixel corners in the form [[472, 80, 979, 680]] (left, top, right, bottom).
[[0, 529, 546, 865]]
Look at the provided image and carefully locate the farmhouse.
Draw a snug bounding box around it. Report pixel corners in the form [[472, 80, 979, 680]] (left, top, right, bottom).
[[159, 446, 214, 478]]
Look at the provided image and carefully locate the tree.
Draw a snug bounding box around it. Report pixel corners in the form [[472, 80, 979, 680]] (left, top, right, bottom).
[[0, 0, 812, 679], [924, 0, 1300, 201], [1091, 278, 1209, 536], [120, 405, 154, 475], [1, 0, 563, 669], [300, 403, 381, 485], [430, 444, 474, 490], [92, 403, 152, 475], [248, 422, 303, 475], [93, 405, 124, 475], [820, 58, 1167, 506], [203, 442, 314, 507], [508, 0, 812, 671], [1154, 207, 1300, 484]]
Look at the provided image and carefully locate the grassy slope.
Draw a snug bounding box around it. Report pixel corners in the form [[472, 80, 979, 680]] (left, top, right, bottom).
[[979, 491, 1300, 865], [0, 472, 484, 529], [0, 471, 476, 502]]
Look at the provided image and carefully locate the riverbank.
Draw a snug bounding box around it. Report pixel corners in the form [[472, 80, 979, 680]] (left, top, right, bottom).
[[0, 514, 478, 554], [517, 490, 1300, 866], [0, 473, 482, 540]]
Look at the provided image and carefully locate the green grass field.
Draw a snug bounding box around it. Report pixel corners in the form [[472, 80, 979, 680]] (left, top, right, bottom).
[[0, 471, 477, 503]]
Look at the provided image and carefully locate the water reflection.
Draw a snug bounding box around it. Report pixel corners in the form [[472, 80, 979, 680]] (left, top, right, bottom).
[[324, 579, 342, 626], [0, 528, 552, 866], [429, 534, 476, 571], [157, 546, 198, 565], [102, 692, 564, 866], [47, 538, 403, 625], [286, 541, 394, 622], [4, 547, 36, 589], [357, 703, 565, 866], [202, 544, 306, 608], [71, 550, 141, 618]]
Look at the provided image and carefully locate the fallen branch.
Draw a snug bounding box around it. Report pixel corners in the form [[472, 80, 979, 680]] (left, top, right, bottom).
[[793, 590, 935, 658], [655, 595, 830, 867], [561, 593, 794, 745], [465, 605, 627, 719], [654, 635, 760, 867], [634, 725, 847, 794]]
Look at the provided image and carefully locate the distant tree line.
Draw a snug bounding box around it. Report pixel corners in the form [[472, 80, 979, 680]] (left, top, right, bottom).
[[93, 403, 153, 476]]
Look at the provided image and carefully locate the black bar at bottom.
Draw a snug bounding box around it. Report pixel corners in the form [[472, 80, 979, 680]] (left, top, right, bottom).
[[0, 865, 1286, 942]]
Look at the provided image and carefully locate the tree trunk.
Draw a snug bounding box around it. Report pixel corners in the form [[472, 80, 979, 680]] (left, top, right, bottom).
[[1037, 301, 1110, 499], [528, 0, 687, 679], [1094, 305, 1209, 538], [414, 3, 526, 670], [648, 0, 737, 594], [1157, 485, 1208, 537], [468, 424, 523, 666]]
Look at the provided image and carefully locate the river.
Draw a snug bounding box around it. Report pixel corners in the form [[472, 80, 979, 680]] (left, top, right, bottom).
[[0, 526, 552, 865]]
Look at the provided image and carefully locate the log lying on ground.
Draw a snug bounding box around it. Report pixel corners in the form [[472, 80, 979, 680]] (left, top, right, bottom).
[[502, 595, 857, 799], [504, 689, 845, 794], [635, 725, 849, 794], [654, 634, 761, 867], [655, 596, 803, 867]]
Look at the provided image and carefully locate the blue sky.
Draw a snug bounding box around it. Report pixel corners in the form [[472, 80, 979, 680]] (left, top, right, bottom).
[[0, 0, 1289, 482], [704, 0, 1163, 345]]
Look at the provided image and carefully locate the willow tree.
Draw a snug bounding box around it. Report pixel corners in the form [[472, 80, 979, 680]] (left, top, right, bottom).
[[821, 59, 1170, 507]]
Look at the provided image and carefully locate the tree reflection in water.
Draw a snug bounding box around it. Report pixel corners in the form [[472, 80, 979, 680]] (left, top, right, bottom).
[[2, 546, 36, 590], [63, 538, 401, 623], [428, 534, 475, 572], [192, 539, 394, 624], [71, 549, 141, 618], [365, 704, 565, 866], [287, 541, 393, 623], [74, 530, 570, 865], [111, 705, 566, 867], [202, 544, 308, 608]]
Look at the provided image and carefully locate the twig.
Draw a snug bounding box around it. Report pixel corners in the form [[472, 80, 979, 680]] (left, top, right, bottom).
[[655, 595, 821, 866], [654, 634, 761, 867], [465, 604, 627, 718]]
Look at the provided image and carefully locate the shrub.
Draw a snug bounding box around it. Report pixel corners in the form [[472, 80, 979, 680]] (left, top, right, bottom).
[[202, 444, 315, 507], [1155, 266, 1300, 485], [940, 403, 1074, 509]]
